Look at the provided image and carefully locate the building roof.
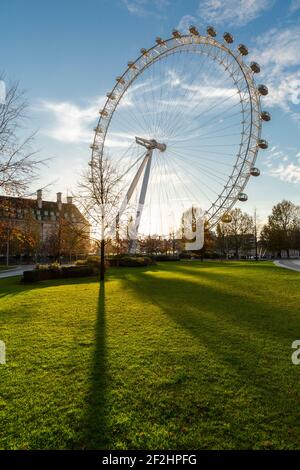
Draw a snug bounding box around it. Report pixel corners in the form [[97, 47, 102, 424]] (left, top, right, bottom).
[[0, 195, 88, 224]]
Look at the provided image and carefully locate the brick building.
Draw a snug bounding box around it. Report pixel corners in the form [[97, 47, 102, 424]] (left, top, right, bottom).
[[0, 190, 90, 262]]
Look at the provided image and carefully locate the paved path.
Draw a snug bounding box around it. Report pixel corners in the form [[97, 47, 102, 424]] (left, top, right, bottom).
[[274, 260, 300, 272], [0, 265, 35, 279]]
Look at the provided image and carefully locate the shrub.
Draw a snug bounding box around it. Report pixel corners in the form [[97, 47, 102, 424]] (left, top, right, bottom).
[[23, 266, 95, 283], [61, 266, 95, 278], [153, 254, 180, 261], [108, 255, 155, 267], [75, 256, 108, 271], [179, 252, 191, 259]]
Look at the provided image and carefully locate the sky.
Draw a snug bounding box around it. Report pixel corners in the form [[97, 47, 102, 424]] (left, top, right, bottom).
[[0, 0, 300, 228]]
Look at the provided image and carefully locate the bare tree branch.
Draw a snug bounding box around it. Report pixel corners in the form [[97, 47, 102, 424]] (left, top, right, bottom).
[[0, 74, 43, 194]]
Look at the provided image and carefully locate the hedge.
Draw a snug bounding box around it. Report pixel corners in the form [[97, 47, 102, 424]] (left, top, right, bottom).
[[23, 266, 95, 283], [152, 255, 180, 261], [108, 256, 155, 267]]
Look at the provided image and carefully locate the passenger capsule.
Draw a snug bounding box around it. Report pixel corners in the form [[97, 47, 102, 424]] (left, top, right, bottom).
[[221, 213, 232, 223], [127, 61, 137, 69], [172, 29, 181, 39], [250, 167, 260, 177], [207, 26, 217, 37], [156, 37, 166, 46], [90, 143, 99, 151], [116, 76, 125, 85], [93, 126, 103, 133], [223, 32, 234, 43], [140, 48, 149, 56], [258, 139, 268, 149], [250, 61, 260, 73], [106, 92, 116, 100], [99, 109, 108, 117], [261, 111, 271, 121], [238, 44, 248, 55], [258, 84, 268, 96], [238, 193, 248, 202], [189, 25, 199, 35]]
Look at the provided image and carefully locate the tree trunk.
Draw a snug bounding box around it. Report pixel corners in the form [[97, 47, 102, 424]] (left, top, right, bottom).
[[6, 228, 10, 266], [100, 238, 105, 281], [6, 239, 9, 266]]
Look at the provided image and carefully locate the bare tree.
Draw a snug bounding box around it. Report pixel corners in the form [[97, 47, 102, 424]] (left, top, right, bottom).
[[0, 75, 42, 194], [77, 155, 121, 281]]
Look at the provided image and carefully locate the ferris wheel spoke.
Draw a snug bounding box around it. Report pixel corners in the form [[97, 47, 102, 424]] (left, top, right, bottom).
[[164, 153, 218, 206], [168, 149, 230, 185], [151, 48, 212, 139], [170, 92, 242, 141], [167, 149, 234, 174], [161, 49, 226, 138], [167, 74, 243, 139]]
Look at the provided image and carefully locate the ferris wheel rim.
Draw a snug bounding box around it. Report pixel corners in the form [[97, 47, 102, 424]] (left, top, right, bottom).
[[90, 30, 266, 230]]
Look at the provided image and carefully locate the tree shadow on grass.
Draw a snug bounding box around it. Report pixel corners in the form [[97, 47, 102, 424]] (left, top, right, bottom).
[[73, 280, 108, 449], [0, 275, 101, 300], [122, 269, 300, 400]]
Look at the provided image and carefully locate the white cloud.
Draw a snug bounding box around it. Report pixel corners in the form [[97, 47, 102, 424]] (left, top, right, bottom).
[[197, 0, 274, 26], [253, 26, 300, 74], [251, 25, 300, 112], [265, 146, 300, 183], [176, 15, 198, 32], [176, 0, 274, 38], [39, 97, 140, 149], [40, 98, 104, 143], [270, 162, 300, 183], [290, 0, 300, 12], [122, 0, 169, 17], [264, 71, 300, 110]]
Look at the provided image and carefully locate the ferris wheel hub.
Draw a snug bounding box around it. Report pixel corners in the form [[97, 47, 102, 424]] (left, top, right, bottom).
[[135, 136, 167, 152]]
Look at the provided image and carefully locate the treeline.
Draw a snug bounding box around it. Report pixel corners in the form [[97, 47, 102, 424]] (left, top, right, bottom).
[[215, 200, 300, 259], [108, 200, 300, 260]]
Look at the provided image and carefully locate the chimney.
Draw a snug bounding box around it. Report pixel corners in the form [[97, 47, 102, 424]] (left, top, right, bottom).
[[37, 189, 42, 209], [57, 192, 62, 211], [67, 196, 73, 205]]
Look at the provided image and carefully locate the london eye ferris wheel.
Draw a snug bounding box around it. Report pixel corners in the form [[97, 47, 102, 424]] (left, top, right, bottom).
[[89, 25, 270, 247]]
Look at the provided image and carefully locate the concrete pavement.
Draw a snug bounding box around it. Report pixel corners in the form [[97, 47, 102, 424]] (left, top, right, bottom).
[[0, 265, 35, 279], [274, 260, 300, 272]]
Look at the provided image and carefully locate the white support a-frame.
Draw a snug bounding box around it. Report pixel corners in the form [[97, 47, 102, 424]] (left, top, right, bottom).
[[116, 136, 166, 253]]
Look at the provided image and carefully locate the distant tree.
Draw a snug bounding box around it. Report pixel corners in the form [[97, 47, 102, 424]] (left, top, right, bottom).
[[0, 75, 42, 194], [46, 213, 90, 262], [201, 223, 215, 257], [260, 200, 300, 257], [216, 208, 254, 258], [139, 234, 164, 255]]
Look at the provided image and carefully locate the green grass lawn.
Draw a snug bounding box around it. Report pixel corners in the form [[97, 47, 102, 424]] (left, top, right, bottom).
[[0, 261, 299, 450]]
